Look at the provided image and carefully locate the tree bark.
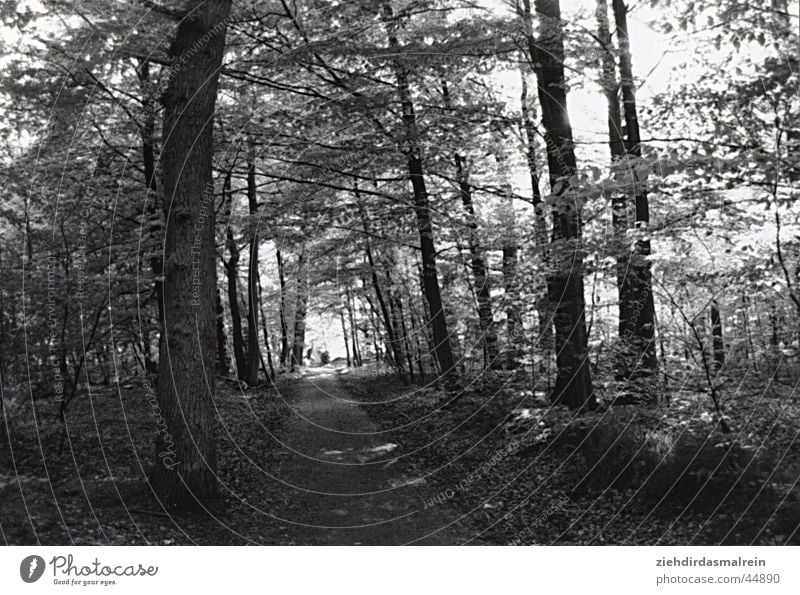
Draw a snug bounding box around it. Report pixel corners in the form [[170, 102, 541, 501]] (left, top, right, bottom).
[[244, 140, 261, 385], [393, 292, 416, 382], [276, 247, 289, 367], [291, 245, 308, 370], [519, 30, 554, 379], [526, 0, 595, 410], [257, 273, 275, 380], [401, 278, 427, 378], [357, 191, 407, 378], [710, 300, 725, 371], [597, 0, 641, 386], [612, 0, 659, 380], [340, 307, 352, 367], [215, 286, 228, 375], [139, 59, 163, 374], [441, 80, 498, 368], [502, 244, 523, 370], [224, 190, 247, 380], [346, 287, 362, 366], [150, 0, 231, 509], [382, 0, 456, 382], [494, 134, 525, 370], [361, 287, 384, 362]]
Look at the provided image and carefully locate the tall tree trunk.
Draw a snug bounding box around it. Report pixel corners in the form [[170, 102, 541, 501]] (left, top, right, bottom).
[[596, 0, 634, 376], [257, 274, 275, 380], [441, 80, 498, 367], [361, 323, 375, 363], [0, 247, 5, 384], [346, 287, 362, 366], [225, 199, 247, 380], [357, 191, 406, 378], [741, 292, 756, 369], [139, 59, 163, 374], [215, 286, 228, 375], [340, 307, 352, 367], [519, 70, 554, 376], [382, 1, 455, 381], [385, 268, 411, 378], [244, 140, 261, 385], [277, 247, 289, 367], [393, 292, 416, 382], [494, 135, 524, 370], [414, 260, 440, 375], [291, 245, 308, 371], [502, 244, 523, 370], [150, 0, 231, 509], [710, 300, 726, 371], [401, 277, 428, 378], [362, 288, 384, 362], [612, 0, 659, 379], [525, 0, 595, 410]]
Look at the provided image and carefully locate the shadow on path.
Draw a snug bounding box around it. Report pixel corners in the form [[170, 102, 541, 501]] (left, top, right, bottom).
[[272, 369, 456, 545]]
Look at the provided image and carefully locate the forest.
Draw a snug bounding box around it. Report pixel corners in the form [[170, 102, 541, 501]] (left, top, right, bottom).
[[0, 0, 798, 546]]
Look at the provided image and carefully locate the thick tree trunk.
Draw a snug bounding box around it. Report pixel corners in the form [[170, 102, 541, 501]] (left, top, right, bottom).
[[612, 0, 659, 379], [291, 245, 308, 371], [383, 1, 455, 382], [244, 141, 261, 385], [526, 0, 595, 410], [150, 0, 231, 509]]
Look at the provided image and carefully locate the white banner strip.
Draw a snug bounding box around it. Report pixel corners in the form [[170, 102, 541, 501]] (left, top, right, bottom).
[[2, 547, 798, 594]]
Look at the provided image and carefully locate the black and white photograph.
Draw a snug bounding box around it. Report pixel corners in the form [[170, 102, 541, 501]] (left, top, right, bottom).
[[0, 0, 798, 589]]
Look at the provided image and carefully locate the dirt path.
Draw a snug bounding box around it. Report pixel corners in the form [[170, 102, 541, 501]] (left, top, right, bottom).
[[270, 369, 457, 545]]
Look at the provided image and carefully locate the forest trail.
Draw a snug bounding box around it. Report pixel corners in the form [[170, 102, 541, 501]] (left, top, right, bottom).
[[270, 369, 456, 545]]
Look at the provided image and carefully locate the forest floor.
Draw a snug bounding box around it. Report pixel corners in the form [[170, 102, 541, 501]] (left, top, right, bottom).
[[1, 366, 798, 545]]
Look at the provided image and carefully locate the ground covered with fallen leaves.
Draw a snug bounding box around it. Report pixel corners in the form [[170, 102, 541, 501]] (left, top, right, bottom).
[[339, 369, 800, 545], [1, 378, 293, 545], [1, 367, 798, 545]]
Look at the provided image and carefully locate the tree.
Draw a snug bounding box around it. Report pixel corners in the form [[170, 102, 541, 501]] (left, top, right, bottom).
[[441, 79, 499, 368], [611, 0, 659, 383], [519, 68, 554, 377], [223, 173, 247, 380], [149, 0, 232, 510], [382, 0, 456, 382], [291, 244, 308, 371], [595, 0, 631, 355], [525, 0, 595, 410], [244, 139, 261, 385]]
